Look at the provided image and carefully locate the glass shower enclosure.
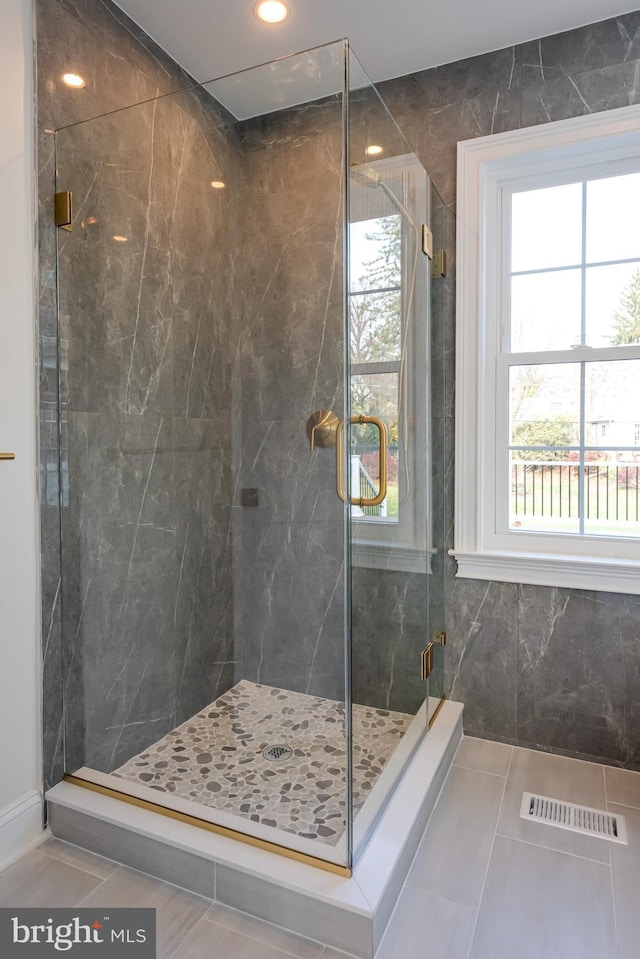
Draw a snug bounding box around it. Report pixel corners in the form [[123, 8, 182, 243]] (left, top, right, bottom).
[[54, 40, 443, 871]]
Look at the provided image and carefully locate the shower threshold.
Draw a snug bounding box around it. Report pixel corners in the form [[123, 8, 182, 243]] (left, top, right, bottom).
[[47, 700, 463, 957], [65, 681, 424, 867]]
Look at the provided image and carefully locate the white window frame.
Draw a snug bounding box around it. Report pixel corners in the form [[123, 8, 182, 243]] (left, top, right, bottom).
[[454, 103, 640, 595], [349, 154, 430, 574]]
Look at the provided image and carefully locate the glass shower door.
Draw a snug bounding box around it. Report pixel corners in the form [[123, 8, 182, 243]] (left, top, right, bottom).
[[347, 50, 435, 859], [55, 43, 353, 870]]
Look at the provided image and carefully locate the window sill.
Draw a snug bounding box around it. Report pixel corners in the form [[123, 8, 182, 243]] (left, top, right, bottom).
[[450, 548, 640, 595]]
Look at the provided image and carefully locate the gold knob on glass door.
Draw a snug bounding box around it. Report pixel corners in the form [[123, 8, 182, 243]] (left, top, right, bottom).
[[0, 453, 16, 460]]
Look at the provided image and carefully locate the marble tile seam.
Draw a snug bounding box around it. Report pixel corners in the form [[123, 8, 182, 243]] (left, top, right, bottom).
[[37, 839, 121, 881], [493, 830, 615, 867]]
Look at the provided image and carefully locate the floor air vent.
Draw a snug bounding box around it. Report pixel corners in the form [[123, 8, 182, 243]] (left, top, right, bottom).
[[520, 792, 628, 844]]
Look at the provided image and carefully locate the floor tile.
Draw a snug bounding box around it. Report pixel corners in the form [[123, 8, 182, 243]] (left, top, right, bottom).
[[320, 949, 360, 958], [0, 849, 104, 906], [207, 902, 324, 958], [38, 838, 118, 880], [78, 865, 211, 959], [470, 836, 617, 959], [605, 765, 640, 809], [406, 764, 505, 907], [497, 747, 609, 862], [376, 883, 476, 959], [454, 736, 513, 777], [609, 802, 640, 959], [171, 916, 307, 959]]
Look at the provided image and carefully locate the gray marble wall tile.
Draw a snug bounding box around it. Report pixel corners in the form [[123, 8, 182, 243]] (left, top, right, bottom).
[[352, 569, 427, 713], [36, 0, 196, 132], [446, 579, 519, 742], [516, 587, 629, 766], [38, 0, 242, 782], [234, 98, 348, 704], [374, 11, 640, 769]]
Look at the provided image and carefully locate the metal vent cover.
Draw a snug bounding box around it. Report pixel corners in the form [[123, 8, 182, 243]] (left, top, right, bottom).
[[262, 744, 293, 762], [520, 791, 628, 844]]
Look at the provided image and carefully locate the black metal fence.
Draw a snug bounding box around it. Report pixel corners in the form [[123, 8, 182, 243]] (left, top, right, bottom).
[[511, 460, 640, 523]]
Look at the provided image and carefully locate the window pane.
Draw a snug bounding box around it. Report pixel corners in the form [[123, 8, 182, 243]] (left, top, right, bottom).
[[510, 364, 580, 447], [349, 215, 401, 291], [511, 183, 582, 272], [510, 452, 580, 534], [350, 291, 401, 362], [511, 269, 581, 351], [585, 262, 640, 347], [583, 454, 640, 537], [586, 173, 640, 264], [585, 360, 640, 447], [350, 372, 398, 519]]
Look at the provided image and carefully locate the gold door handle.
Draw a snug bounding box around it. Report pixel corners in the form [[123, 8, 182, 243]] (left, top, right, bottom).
[[336, 415, 388, 507], [0, 453, 16, 461]]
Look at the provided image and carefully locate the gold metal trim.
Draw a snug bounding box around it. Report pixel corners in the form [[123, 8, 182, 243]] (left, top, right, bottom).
[[0, 453, 16, 461], [62, 774, 352, 877], [54, 191, 73, 231], [336, 415, 388, 507], [428, 695, 447, 729], [432, 630, 447, 646], [431, 250, 447, 278], [421, 224, 433, 259], [421, 642, 434, 681]]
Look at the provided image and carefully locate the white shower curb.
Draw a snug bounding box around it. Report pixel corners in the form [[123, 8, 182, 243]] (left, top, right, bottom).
[[46, 701, 463, 957]]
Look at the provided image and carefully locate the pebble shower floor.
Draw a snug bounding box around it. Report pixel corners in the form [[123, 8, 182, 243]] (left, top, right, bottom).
[[113, 680, 413, 844]]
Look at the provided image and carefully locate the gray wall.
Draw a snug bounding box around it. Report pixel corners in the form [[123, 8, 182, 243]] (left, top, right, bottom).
[[38, 2, 352, 784], [37, 0, 241, 782], [378, 10, 640, 769], [233, 102, 348, 702]]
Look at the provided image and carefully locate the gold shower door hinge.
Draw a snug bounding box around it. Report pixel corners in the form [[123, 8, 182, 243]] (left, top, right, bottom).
[[55, 191, 73, 231], [421, 642, 434, 681], [432, 630, 447, 646], [421, 224, 433, 259], [431, 249, 447, 278]]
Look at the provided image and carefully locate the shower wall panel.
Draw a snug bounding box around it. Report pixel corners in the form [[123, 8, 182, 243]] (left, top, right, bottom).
[[233, 102, 348, 701], [39, 0, 243, 777], [377, 9, 640, 769], [37, 0, 212, 792]]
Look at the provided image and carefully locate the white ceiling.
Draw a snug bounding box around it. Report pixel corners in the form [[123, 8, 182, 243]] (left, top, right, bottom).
[[114, 0, 638, 114]]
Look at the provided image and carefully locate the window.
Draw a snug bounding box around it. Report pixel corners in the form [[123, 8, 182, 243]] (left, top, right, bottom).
[[349, 155, 430, 572], [455, 104, 640, 594]]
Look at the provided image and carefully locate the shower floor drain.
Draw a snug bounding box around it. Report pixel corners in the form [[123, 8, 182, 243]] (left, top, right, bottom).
[[262, 744, 293, 762], [520, 791, 628, 844]]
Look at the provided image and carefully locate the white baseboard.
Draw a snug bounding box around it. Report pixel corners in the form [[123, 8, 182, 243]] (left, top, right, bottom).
[[0, 791, 45, 870]]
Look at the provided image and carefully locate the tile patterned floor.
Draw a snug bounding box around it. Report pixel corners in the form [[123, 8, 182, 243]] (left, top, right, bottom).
[[3, 738, 640, 958], [112, 681, 413, 845]]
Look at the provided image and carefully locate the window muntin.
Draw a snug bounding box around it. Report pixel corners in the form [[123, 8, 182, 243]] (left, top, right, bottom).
[[348, 156, 429, 569], [454, 106, 640, 593], [502, 171, 640, 542]]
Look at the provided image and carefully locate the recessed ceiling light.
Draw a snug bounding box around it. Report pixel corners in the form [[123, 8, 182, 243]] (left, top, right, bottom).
[[62, 73, 86, 89], [254, 1, 289, 24], [112, 235, 128, 243], [365, 144, 383, 157], [210, 180, 226, 189]]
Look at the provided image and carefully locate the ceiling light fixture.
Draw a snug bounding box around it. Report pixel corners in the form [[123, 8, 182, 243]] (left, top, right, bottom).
[[62, 73, 86, 89], [365, 144, 383, 157], [254, 1, 289, 24], [112, 235, 128, 243], [210, 180, 226, 189]]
